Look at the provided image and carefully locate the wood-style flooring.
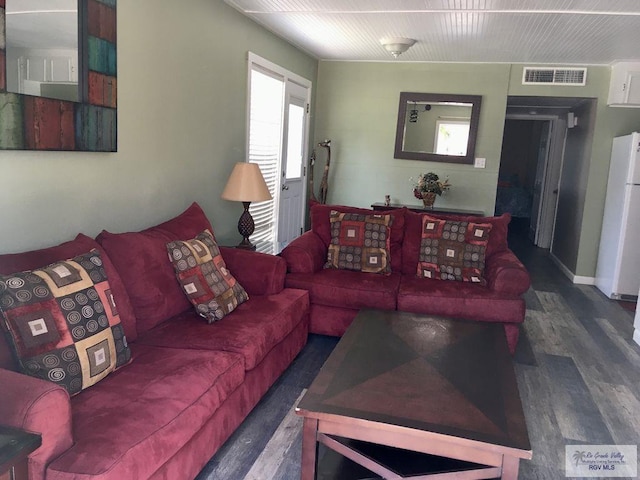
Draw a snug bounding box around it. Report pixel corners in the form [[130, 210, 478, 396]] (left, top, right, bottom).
[[198, 220, 640, 479], [509, 219, 640, 479]]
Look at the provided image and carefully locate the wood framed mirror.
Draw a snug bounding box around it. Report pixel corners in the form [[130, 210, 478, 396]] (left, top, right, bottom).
[[394, 92, 482, 164], [0, 0, 117, 151]]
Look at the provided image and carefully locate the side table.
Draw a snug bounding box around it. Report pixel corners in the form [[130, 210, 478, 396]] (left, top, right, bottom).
[[0, 426, 41, 480], [371, 202, 485, 216]]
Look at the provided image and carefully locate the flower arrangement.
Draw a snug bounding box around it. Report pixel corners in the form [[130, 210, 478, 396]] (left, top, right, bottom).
[[412, 172, 451, 199]]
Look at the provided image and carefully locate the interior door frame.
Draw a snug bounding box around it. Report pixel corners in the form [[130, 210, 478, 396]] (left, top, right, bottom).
[[504, 114, 567, 248]]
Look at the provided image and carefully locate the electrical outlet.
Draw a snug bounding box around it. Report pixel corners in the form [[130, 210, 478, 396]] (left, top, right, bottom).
[[474, 157, 486, 168]]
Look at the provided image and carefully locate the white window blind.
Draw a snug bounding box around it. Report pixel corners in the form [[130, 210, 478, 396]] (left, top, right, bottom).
[[248, 67, 284, 253]]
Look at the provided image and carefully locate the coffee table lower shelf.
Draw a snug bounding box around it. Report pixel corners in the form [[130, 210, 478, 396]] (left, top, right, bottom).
[[316, 434, 501, 480]]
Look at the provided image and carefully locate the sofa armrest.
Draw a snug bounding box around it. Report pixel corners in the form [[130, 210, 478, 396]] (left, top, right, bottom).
[[0, 368, 73, 480], [280, 231, 326, 273], [485, 249, 531, 296], [220, 247, 286, 295]]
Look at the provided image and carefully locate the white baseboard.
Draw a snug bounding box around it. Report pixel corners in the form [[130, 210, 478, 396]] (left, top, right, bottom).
[[633, 329, 640, 347], [573, 275, 596, 285], [549, 253, 596, 285]]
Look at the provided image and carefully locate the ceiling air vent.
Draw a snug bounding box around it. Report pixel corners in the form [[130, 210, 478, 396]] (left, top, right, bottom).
[[522, 67, 587, 86]]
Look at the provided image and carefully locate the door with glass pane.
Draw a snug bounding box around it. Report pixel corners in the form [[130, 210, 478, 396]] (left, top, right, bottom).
[[247, 54, 311, 254], [278, 81, 309, 251]]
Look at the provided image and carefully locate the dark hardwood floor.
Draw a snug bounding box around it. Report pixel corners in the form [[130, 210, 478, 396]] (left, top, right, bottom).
[[199, 218, 640, 479], [508, 217, 640, 479]]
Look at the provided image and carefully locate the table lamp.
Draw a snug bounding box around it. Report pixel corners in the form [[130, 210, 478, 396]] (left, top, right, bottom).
[[221, 162, 272, 250]]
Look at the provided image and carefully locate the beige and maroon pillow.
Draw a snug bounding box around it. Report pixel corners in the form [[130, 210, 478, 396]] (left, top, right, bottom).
[[167, 230, 248, 323], [325, 210, 393, 274], [0, 250, 132, 395], [417, 215, 492, 285]]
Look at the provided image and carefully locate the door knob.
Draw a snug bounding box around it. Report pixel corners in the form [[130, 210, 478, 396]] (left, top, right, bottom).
[[282, 184, 289, 191]]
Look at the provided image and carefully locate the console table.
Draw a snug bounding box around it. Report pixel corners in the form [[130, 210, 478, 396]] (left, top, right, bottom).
[[371, 202, 484, 216], [0, 426, 41, 480]]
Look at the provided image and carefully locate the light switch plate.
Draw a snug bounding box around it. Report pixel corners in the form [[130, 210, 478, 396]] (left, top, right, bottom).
[[474, 157, 486, 168]]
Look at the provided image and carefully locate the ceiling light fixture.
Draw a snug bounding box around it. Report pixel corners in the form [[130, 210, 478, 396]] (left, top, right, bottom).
[[380, 37, 416, 58]]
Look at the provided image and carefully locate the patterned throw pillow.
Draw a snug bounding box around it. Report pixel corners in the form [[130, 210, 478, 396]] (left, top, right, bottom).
[[417, 216, 493, 285], [167, 229, 248, 323], [325, 210, 393, 274], [0, 250, 132, 395]]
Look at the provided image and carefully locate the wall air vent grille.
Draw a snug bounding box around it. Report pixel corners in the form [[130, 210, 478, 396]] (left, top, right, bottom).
[[522, 67, 587, 86]]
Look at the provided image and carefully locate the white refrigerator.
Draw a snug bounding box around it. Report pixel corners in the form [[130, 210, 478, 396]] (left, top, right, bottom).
[[596, 132, 640, 300]]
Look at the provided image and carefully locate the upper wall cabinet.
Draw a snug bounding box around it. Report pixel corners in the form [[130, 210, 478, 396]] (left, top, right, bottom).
[[608, 62, 640, 108]]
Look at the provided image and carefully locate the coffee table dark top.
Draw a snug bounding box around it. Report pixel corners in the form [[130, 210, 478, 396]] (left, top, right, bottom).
[[297, 310, 531, 453]]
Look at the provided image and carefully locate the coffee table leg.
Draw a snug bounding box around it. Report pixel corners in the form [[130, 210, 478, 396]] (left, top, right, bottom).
[[501, 455, 520, 479], [301, 418, 319, 480]]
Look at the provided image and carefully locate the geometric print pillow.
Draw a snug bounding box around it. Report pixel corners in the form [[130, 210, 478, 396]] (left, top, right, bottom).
[[0, 250, 132, 395], [166, 229, 249, 323], [417, 216, 493, 285], [325, 210, 393, 274]]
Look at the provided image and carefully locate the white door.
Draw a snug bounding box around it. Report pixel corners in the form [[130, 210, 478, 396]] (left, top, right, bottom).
[[538, 117, 567, 249], [278, 81, 309, 251], [529, 121, 551, 244], [247, 53, 311, 254]]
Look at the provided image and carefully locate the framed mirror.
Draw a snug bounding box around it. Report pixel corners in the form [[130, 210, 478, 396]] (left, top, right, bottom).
[[5, 0, 79, 102], [394, 92, 482, 164], [0, 0, 117, 151]]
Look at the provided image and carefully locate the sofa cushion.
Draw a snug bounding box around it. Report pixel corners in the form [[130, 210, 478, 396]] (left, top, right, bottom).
[[0, 234, 137, 371], [46, 344, 244, 480], [0, 250, 132, 395], [402, 210, 511, 275], [285, 270, 400, 312], [96, 202, 214, 336], [167, 230, 248, 323], [417, 216, 492, 285], [310, 202, 406, 272], [397, 275, 526, 325], [137, 289, 308, 371], [325, 210, 393, 274]]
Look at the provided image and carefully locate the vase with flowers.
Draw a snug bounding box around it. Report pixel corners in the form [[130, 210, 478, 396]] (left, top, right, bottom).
[[412, 172, 451, 208]]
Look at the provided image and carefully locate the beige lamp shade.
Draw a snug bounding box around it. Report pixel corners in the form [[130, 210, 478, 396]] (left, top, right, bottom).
[[221, 162, 272, 202]]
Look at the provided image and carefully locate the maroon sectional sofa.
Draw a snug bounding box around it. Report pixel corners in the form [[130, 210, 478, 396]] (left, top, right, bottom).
[[281, 202, 530, 352], [0, 203, 309, 480]]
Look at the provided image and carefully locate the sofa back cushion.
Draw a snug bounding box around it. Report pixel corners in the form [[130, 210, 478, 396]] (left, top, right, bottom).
[[96, 203, 214, 336], [310, 202, 406, 272], [0, 234, 137, 371], [402, 210, 511, 275]]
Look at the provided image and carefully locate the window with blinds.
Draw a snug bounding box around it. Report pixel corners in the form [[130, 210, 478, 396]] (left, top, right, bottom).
[[248, 67, 284, 254]]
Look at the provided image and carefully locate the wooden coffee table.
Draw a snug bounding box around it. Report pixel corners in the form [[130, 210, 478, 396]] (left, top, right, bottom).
[[296, 309, 532, 479]]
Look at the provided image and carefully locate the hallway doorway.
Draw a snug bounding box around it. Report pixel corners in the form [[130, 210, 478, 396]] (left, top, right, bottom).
[[497, 96, 596, 258]]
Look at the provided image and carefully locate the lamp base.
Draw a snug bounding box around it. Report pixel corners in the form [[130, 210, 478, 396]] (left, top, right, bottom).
[[236, 238, 257, 250], [237, 201, 256, 250]]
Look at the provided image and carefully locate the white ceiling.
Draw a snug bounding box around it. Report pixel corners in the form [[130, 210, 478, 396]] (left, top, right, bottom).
[[224, 0, 640, 65], [5, 0, 77, 50]]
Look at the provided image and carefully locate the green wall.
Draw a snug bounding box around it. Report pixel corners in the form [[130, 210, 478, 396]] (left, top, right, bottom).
[[313, 62, 511, 214], [314, 62, 640, 278], [0, 0, 318, 254]]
